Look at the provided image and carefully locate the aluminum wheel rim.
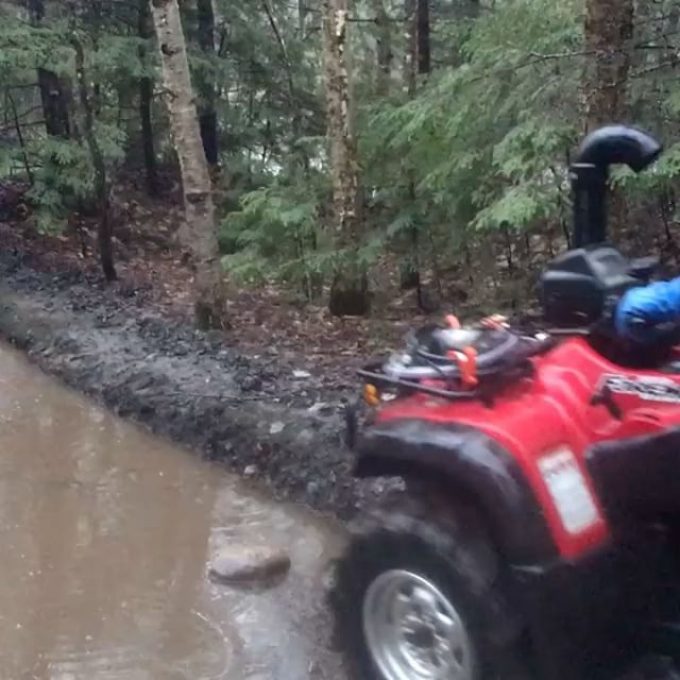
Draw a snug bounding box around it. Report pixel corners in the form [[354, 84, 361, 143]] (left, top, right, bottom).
[[362, 569, 475, 680]]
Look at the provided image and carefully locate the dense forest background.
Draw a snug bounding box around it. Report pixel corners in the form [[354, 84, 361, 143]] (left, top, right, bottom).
[[0, 0, 678, 330]]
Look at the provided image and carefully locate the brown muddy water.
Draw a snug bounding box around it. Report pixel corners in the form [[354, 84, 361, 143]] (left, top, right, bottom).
[[0, 344, 347, 680]]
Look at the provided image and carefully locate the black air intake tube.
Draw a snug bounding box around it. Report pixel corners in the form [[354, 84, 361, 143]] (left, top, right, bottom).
[[571, 125, 662, 247]]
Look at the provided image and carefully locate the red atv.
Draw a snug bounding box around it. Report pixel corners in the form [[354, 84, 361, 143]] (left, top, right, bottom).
[[331, 126, 680, 680]]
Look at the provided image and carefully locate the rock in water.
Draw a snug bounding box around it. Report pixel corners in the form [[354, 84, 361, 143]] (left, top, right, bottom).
[[269, 421, 285, 435], [209, 544, 291, 585]]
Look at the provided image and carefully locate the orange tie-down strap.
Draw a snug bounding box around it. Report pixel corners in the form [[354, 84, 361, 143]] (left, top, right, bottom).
[[447, 346, 478, 388], [480, 314, 509, 330]]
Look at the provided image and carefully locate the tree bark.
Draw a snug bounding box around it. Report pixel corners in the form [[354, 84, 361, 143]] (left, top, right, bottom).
[[404, 0, 416, 95], [372, 0, 392, 96], [71, 36, 117, 282], [582, 0, 634, 239], [150, 0, 227, 329], [322, 0, 368, 316], [583, 0, 634, 129], [139, 0, 159, 196], [402, 0, 431, 305], [7, 90, 34, 185], [196, 0, 219, 167], [416, 0, 430, 75], [37, 70, 71, 138], [298, 0, 306, 34], [27, 0, 72, 138]]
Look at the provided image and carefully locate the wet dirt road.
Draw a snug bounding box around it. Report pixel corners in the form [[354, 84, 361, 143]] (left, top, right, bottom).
[[0, 343, 347, 680]]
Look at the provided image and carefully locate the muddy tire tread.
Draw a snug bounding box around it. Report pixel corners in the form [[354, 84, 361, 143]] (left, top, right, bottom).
[[328, 489, 531, 680]]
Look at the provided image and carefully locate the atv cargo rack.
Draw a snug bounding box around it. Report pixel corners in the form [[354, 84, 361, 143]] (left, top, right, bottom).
[[356, 336, 550, 403], [357, 361, 489, 401]]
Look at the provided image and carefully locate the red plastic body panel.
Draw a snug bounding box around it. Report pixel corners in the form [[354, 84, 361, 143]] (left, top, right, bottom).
[[374, 338, 680, 560]]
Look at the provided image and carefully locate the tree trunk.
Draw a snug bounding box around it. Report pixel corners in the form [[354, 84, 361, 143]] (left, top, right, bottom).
[[402, 0, 430, 306], [261, 0, 307, 176], [196, 0, 219, 167], [28, 0, 72, 138], [72, 36, 117, 282], [139, 0, 159, 196], [150, 0, 227, 329], [583, 0, 634, 239], [322, 0, 368, 316], [37, 70, 71, 138], [583, 0, 634, 129], [404, 0, 416, 95], [416, 0, 430, 75], [7, 90, 34, 185], [372, 0, 392, 96], [298, 0, 306, 34]]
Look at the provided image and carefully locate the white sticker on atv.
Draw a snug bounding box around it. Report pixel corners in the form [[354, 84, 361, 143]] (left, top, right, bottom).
[[538, 448, 600, 535]]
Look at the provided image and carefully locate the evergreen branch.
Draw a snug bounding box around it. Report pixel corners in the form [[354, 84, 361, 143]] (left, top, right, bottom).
[[527, 49, 594, 61], [631, 59, 680, 79], [5, 83, 40, 90], [461, 50, 591, 87], [0, 105, 43, 122], [0, 120, 47, 133]]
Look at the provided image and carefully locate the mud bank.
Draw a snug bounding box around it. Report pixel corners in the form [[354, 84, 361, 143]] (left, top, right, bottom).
[[0, 252, 375, 517]]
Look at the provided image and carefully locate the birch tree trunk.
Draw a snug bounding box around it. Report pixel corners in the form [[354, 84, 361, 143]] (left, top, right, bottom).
[[322, 0, 369, 316], [150, 0, 227, 329]]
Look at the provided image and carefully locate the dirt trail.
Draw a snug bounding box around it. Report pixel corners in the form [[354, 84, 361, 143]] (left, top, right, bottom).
[[0, 252, 386, 517]]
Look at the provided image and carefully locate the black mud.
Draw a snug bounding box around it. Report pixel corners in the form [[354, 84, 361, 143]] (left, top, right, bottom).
[[0, 251, 383, 517]]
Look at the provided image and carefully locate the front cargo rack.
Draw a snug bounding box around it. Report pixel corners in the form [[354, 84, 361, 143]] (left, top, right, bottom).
[[357, 332, 555, 403]]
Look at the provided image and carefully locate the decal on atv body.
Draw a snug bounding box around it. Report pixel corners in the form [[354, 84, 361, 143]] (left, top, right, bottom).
[[601, 373, 680, 403]]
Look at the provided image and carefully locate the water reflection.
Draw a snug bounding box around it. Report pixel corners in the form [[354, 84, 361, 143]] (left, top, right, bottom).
[[0, 345, 344, 679]]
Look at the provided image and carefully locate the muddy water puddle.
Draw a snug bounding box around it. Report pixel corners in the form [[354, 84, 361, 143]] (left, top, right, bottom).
[[0, 344, 346, 680]]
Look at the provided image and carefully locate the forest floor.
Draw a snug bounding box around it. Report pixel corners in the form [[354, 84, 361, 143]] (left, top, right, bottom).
[[0, 193, 437, 374]]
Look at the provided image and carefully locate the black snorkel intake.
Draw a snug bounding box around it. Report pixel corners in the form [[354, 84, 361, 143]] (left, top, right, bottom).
[[540, 125, 664, 331], [571, 125, 663, 247]]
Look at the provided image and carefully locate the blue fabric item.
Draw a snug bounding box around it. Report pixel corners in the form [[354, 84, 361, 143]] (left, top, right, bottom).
[[616, 278, 680, 344]]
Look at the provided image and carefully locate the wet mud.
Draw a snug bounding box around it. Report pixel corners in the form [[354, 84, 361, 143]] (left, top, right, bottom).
[[0, 252, 385, 517]]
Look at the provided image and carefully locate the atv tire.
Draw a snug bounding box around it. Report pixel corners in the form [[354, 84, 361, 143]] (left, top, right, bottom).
[[329, 488, 531, 680]]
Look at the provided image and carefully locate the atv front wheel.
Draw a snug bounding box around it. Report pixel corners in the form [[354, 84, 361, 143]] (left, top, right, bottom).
[[329, 489, 529, 680]]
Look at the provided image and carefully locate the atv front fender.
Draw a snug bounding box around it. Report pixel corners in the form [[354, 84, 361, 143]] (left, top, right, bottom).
[[355, 418, 557, 564]]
